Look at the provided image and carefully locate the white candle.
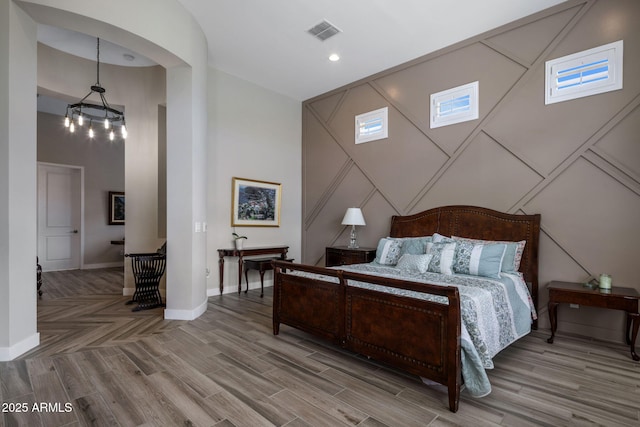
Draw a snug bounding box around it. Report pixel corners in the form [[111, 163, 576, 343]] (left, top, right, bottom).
[[599, 274, 612, 290]]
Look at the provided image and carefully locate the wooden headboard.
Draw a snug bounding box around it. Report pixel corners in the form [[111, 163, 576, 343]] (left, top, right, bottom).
[[389, 205, 541, 323]]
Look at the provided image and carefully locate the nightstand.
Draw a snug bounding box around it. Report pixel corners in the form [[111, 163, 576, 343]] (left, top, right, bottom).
[[325, 246, 376, 267], [547, 280, 639, 361]]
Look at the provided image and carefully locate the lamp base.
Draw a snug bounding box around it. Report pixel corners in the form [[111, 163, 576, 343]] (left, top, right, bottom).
[[348, 225, 359, 249]]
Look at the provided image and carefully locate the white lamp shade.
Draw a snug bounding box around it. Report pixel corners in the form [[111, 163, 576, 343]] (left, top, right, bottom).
[[341, 208, 366, 226]]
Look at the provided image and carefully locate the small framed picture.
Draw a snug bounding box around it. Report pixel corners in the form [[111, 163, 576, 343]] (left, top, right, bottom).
[[109, 191, 125, 225], [231, 177, 281, 227]]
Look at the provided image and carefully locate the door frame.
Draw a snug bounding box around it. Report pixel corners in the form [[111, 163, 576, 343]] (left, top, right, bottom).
[[37, 161, 85, 270]]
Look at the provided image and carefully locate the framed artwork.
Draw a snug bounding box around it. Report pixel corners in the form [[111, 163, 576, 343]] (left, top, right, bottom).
[[231, 177, 281, 227], [109, 191, 125, 225]]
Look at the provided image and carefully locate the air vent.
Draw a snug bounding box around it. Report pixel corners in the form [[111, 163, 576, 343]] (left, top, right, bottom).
[[307, 20, 341, 41]]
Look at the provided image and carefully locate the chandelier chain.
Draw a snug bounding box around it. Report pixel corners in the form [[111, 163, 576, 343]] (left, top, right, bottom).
[[96, 38, 100, 86]]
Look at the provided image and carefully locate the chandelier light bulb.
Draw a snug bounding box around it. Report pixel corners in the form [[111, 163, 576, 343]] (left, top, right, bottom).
[[88, 125, 94, 139], [69, 121, 75, 133], [121, 125, 127, 139], [78, 114, 84, 126], [104, 118, 110, 129], [64, 115, 70, 128], [109, 130, 115, 141]]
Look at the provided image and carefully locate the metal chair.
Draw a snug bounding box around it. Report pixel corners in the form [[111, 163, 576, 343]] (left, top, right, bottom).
[[125, 243, 166, 311], [37, 257, 43, 297]]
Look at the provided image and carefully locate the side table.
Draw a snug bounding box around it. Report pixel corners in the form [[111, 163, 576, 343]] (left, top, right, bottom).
[[547, 280, 639, 361], [218, 246, 289, 294], [325, 246, 376, 267], [243, 258, 294, 297]]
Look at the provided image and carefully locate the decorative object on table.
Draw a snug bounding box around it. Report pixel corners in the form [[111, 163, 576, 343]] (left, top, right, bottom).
[[108, 191, 125, 225], [63, 38, 127, 141], [599, 273, 612, 290], [232, 232, 247, 250], [583, 277, 599, 289], [231, 177, 281, 227], [341, 207, 366, 249]]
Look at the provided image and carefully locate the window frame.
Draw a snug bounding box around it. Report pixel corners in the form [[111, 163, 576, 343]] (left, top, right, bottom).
[[355, 107, 388, 144], [430, 81, 479, 129], [545, 40, 623, 105]]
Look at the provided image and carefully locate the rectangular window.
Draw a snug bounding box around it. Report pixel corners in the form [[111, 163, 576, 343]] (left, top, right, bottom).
[[430, 81, 479, 129], [355, 107, 388, 144], [545, 40, 623, 105]]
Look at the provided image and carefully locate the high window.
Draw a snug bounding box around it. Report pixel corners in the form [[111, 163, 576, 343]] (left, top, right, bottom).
[[430, 81, 479, 128], [545, 40, 623, 105]]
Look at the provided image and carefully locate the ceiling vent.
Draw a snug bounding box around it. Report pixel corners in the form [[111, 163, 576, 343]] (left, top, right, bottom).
[[307, 20, 341, 41]]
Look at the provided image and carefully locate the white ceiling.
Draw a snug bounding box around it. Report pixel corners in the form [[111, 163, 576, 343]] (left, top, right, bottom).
[[38, 0, 567, 101], [38, 24, 157, 67]]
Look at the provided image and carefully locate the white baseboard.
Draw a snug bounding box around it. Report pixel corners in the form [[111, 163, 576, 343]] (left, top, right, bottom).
[[164, 299, 208, 321], [0, 332, 40, 361], [123, 288, 166, 298], [83, 261, 124, 269], [207, 281, 273, 297]]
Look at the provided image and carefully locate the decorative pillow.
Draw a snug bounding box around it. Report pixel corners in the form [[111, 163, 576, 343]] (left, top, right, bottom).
[[396, 236, 432, 257], [374, 238, 403, 265], [426, 242, 457, 275], [396, 253, 433, 274], [452, 236, 526, 273], [425, 233, 454, 254], [432, 233, 454, 243], [452, 242, 507, 279]]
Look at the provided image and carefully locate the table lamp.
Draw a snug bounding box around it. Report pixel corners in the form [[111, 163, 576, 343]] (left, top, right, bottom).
[[342, 208, 366, 249]]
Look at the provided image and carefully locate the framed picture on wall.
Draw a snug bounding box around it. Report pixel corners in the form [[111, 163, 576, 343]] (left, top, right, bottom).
[[231, 177, 281, 227], [109, 191, 125, 225]]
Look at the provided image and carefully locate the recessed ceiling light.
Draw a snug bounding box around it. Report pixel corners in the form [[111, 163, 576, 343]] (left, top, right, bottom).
[[329, 53, 340, 62], [123, 53, 135, 62]]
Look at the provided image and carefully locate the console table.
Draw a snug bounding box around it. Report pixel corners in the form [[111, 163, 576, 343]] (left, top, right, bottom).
[[217, 246, 289, 294], [547, 280, 639, 361]]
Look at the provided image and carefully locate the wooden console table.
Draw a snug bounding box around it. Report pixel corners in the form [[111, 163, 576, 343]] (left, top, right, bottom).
[[217, 246, 289, 294], [547, 280, 639, 361]]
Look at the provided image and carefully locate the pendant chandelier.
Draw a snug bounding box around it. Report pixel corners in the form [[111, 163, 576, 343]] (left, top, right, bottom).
[[63, 37, 127, 140]]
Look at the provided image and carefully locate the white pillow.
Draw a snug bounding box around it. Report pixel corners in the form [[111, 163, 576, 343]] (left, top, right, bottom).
[[426, 242, 457, 275], [396, 253, 433, 274]]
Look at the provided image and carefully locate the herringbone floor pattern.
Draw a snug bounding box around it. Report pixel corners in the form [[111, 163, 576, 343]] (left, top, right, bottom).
[[23, 268, 184, 359], [1, 268, 638, 426]]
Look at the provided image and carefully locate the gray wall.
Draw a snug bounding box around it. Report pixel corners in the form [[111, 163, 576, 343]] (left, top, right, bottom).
[[302, 0, 640, 342], [37, 111, 125, 267]]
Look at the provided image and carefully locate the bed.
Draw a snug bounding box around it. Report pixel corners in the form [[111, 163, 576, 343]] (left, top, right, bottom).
[[272, 205, 540, 412]]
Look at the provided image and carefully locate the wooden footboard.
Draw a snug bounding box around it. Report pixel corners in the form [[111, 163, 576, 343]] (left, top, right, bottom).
[[273, 263, 345, 345], [273, 262, 462, 412]]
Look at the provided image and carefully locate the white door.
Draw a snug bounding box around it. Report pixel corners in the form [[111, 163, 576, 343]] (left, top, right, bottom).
[[37, 163, 82, 271]]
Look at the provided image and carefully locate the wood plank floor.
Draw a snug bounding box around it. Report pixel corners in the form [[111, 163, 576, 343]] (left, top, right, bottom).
[[1, 268, 638, 426]]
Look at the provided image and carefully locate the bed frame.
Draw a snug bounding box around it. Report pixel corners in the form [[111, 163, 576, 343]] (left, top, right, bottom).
[[272, 205, 540, 412]]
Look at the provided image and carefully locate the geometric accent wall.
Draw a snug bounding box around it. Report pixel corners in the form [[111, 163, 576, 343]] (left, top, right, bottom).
[[302, 0, 640, 341]]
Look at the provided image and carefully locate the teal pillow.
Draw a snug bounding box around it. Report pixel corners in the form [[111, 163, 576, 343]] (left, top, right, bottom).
[[396, 236, 432, 256], [452, 236, 525, 273], [374, 238, 403, 265], [452, 242, 507, 279]]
